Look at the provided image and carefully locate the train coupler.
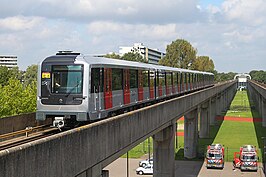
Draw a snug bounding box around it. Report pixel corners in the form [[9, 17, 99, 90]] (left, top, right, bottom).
[[53, 117, 65, 130]]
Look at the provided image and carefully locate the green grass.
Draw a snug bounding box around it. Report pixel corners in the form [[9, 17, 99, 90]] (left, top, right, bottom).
[[226, 90, 259, 118], [121, 138, 153, 158]]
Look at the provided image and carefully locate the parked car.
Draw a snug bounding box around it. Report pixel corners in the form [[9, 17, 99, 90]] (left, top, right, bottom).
[[139, 157, 153, 167], [136, 164, 153, 175]]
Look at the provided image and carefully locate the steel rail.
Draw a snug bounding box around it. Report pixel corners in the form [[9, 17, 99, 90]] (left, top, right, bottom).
[[0, 124, 51, 140], [0, 128, 59, 151]]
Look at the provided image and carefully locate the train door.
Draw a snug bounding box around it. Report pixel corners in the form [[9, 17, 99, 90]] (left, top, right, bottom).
[[172, 72, 177, 94], [104, 68, 112, 109], [187, 73, 191, 90], [129, 69, 138, 102], [186, 73, 189, 91], [158, 71, 163, 97], [181, 73, 185, 93], [183, 73, 186, 92], [138, 70, 144, 101], [123, 69, 130, 104], [177, 72, 180, 93], [166, 72, 171, 95], [196, 74, 199, 89], [149, 70, 155, 99], [192, 73, 195, 90], [91, 68, 103, 112]]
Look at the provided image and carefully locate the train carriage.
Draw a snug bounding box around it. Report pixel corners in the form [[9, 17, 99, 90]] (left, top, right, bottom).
[[36, 52, 214, 129]]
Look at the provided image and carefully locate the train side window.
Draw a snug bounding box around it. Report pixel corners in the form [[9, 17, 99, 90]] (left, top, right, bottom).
[[176, 72, 180, 84], [142, 70, 149, 87], [173, 72, 178, 86], [130, 69, 138, 89], [166, 72, 172, 86], [180, 72, 182, 84], [91, 68, 103, 93], [158, 71, 165, 86], [149, 71, 155, 87], [183, 73, 186, 84], [112, 68, 123, 90]]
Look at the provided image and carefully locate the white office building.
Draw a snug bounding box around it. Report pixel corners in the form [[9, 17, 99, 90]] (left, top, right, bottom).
[[119, 43, 165, 64], [0, 56, 18, 69]]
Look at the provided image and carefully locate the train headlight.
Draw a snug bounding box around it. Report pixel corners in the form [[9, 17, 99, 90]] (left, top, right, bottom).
[[77, 113, 87, 121]]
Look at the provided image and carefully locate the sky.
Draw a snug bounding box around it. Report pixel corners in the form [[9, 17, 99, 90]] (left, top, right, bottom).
[[0, 0, 265, 73]]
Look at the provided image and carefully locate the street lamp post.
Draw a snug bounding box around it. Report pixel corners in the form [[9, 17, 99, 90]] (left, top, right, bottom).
[[127, 152, 129, 177], [148, 137, 151, 160]]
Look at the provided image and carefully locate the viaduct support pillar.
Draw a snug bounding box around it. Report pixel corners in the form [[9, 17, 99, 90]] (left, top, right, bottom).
[[210, 98, 216, 125], [258, 95, 262, 116], [262, 99, 266, 127], [220, 92, 225, 113], [199, 102, 210, 138], [153, 123, 176, 177], [224, 91, 229, 111], [184, 109, 198, 159], [216, 95, 221, 117], [86, 164, 104, 177]]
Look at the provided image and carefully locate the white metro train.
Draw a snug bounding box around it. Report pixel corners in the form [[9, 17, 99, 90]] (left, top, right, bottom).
[[36, 51, 214, 128]]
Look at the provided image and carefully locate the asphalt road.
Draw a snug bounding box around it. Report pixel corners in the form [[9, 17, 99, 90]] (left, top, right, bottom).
[[104, 158, 265, 177]]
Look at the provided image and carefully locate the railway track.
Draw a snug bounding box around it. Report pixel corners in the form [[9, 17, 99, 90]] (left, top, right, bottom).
[[0, 124, 59, 151], [253, 80, 266, 88]]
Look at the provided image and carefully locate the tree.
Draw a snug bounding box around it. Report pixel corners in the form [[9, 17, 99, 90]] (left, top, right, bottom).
[[159, 39, 197, 69], [21, 80, 37, 113], [0, 66, 10, 86], [191, 56, 215, 72], [0, 78, 37, 118], [23, 64, 38, 85], [121, 52, 147, 63], [249, 70, 266, 83], [0, 66, 22, 86], [214, 72, 237, 82], [0, 79, 24, 117], [104, 52, 121, 59]]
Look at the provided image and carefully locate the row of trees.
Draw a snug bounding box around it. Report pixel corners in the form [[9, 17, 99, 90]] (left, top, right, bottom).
[[249, 70, 266, 83], [105, 51, 147, 63], [0, 65, 37, 118]]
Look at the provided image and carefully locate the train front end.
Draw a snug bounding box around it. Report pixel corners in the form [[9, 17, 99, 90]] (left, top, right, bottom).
[[36, 52, 89, 129]]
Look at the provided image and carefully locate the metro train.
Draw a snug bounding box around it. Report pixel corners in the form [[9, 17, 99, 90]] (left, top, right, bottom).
[[36, 51, 214, 129]]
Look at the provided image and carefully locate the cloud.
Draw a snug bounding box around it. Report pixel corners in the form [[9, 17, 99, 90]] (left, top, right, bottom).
[[87, 22, 177, 40], [0, 16, 43, 31], [222, 0, 266, 26], [0, 0, 204, 24]]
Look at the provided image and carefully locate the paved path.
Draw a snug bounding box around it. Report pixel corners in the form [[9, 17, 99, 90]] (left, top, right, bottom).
[[104, 158, 265, 177]]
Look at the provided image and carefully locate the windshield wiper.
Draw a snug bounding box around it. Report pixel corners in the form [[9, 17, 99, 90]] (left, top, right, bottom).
[[65, 83, 80, 97]]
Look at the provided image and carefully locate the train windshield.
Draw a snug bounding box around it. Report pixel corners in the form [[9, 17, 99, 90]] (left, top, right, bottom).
[[51, 65, 83, 94]]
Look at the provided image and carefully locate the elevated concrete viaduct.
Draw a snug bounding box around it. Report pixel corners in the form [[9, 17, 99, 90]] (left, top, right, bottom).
[[248, 80, 266, 127], [0, 81, 236, 177], [247, 80, 266, 174]]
